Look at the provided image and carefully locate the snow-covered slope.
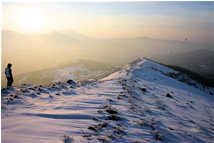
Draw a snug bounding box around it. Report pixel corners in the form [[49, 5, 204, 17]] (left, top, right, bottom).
[[2, 59, 214, 143]]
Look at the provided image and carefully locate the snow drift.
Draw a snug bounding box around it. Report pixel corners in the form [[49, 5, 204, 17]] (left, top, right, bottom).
[[2, 58, 214, 143]]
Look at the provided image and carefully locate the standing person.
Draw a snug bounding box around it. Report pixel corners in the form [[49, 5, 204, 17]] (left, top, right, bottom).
[[5, 63, 13, 87]]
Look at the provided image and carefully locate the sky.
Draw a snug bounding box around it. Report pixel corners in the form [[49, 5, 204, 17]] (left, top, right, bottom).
[[2, 2, 214, 44]]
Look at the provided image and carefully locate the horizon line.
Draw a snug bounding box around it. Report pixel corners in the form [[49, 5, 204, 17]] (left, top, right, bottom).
[[2, 29, 212, 45]]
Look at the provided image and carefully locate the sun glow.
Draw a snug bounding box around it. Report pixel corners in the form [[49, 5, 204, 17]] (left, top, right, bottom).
[[15, 8, 45, 32]]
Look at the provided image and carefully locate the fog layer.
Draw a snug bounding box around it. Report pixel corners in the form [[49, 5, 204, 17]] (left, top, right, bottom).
[[2, 30, 213, 77]]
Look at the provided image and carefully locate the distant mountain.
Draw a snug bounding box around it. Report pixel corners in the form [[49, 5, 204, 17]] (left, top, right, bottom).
[[60, 29, 91, 40], [41, 30, 92, 45], [152, 49, 214, 76], [2, 30, 213, 85]]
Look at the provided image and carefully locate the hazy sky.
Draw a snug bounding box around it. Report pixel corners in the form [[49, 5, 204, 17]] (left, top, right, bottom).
[[2, 2, 214, 44]]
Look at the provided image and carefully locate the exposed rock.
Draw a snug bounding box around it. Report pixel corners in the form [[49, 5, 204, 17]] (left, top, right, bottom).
[[60, 135, 74, 143], [98, 122, 108, 128], [20, 88, 29, 93], [113, 125, 126, 137], [106, 98, 113, 102], [97, 109, 103, 113], [152, 130, 163, 141], [102, 104, 111, 109], [105, 107, 118, 114], [88, 125, 99, 132], [97, 136, 110, 142], [108, 114, 121, 121], [66, 80, 77, 86], [141, 87, 146, 92], [10, 94, 18, 98], [81, 133, 92, 138], [88, 122, 108, 132], [38, 88, 49, 94], [117, 94, 127, 99], [166, 93, 173, 98]]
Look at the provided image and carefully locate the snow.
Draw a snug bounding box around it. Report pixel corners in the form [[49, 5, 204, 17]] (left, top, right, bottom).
[[2, 59, 214, 143], [52, 65, 102, 82], [101, 64, 130, 80]]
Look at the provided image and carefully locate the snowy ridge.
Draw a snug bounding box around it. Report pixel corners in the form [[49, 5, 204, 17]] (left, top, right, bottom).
[[132, 59, 213, 94], [2, 59, 214, 143]]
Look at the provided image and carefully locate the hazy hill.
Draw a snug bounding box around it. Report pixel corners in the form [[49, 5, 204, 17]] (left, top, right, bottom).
[[152, 49, 214, 76], [2, 30, 212, 75]]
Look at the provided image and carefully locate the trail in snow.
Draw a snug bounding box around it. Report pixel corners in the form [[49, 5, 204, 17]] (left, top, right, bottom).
[[1, 59, 214, 143]]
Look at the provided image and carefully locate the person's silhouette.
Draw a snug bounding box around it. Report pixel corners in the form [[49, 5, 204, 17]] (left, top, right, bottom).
[[5, 63, 13, 87]]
